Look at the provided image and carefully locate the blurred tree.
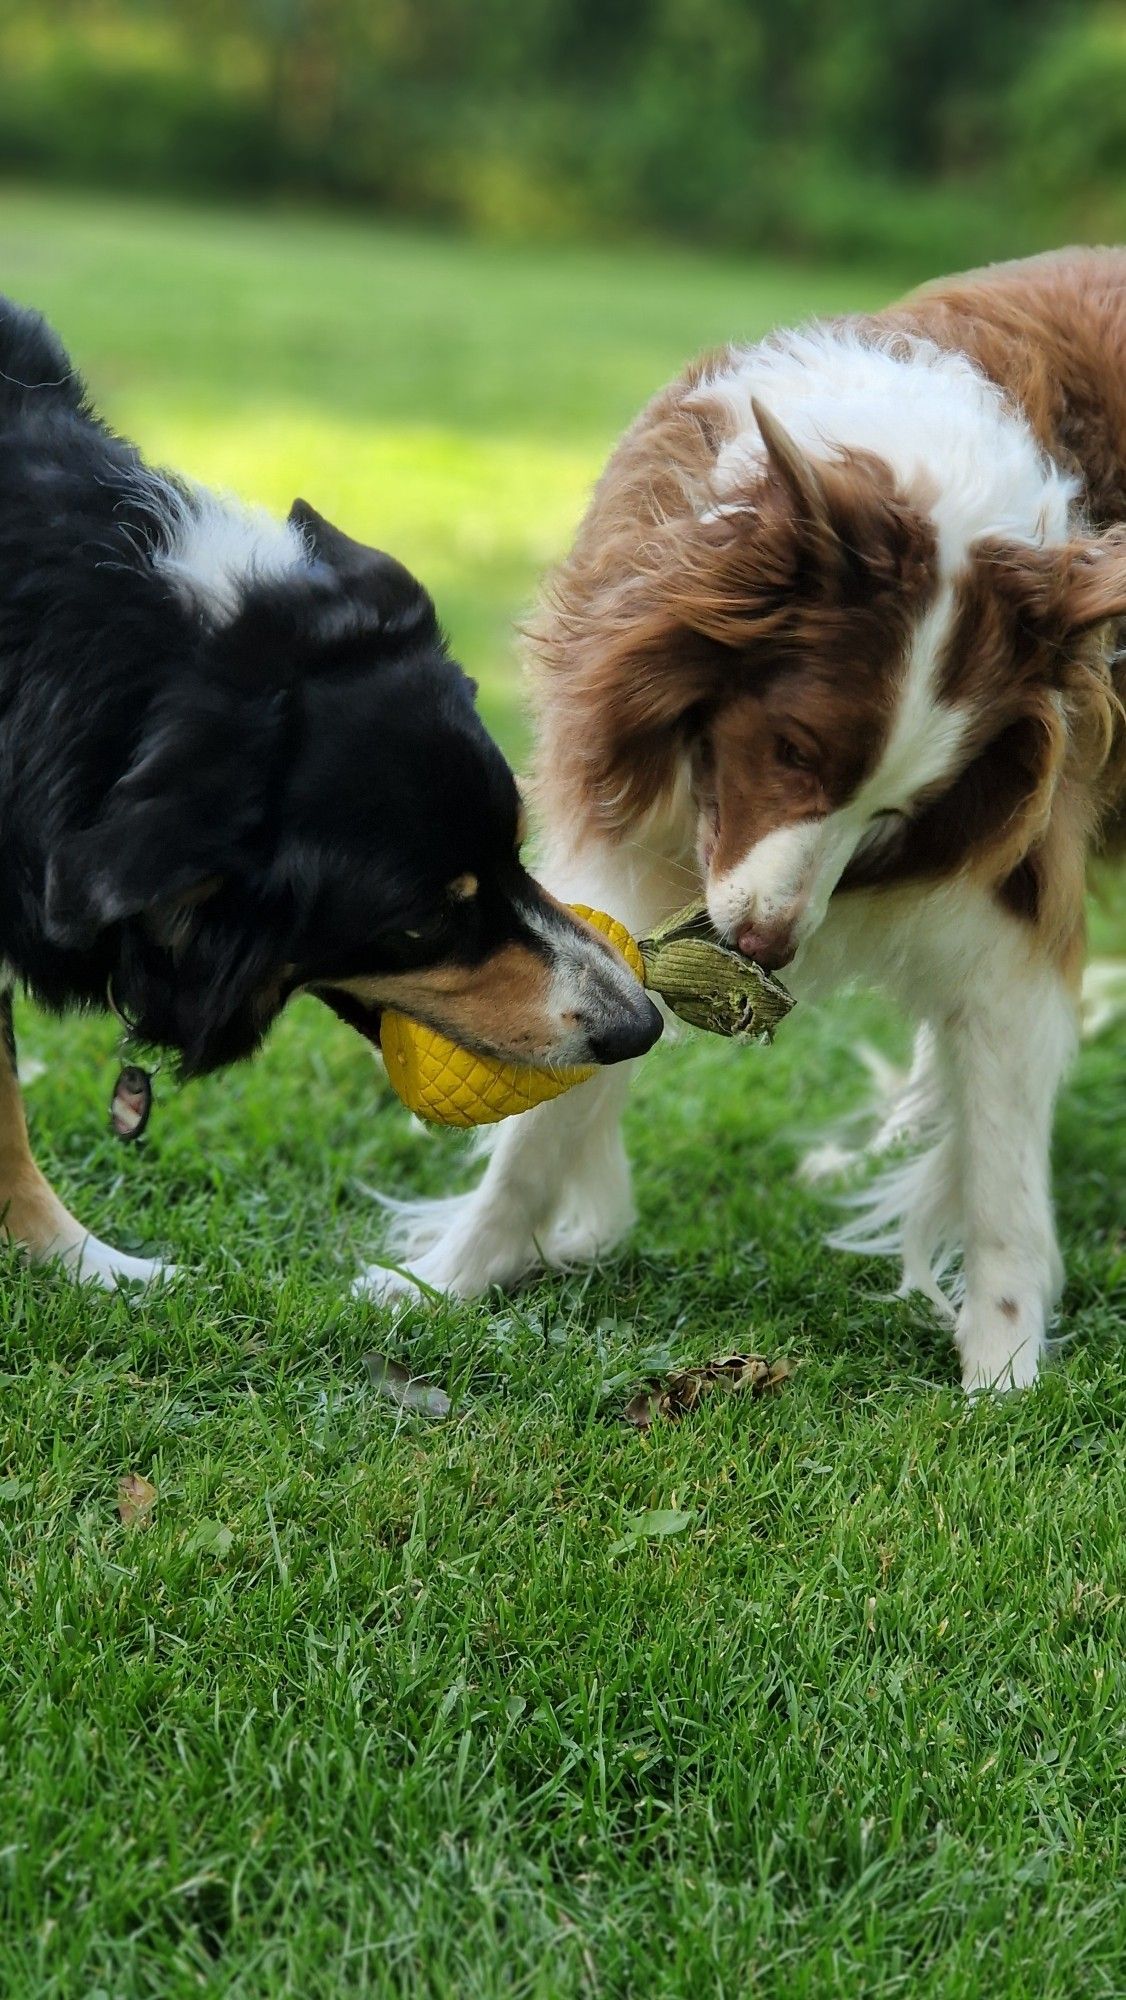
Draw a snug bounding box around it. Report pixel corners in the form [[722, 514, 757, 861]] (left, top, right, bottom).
[[0, 0, 1118, 262], [1008, 8, 1126, 212]]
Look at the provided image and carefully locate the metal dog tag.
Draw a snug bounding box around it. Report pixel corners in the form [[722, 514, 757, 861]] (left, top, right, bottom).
[[110, 1065, 153, 1142]]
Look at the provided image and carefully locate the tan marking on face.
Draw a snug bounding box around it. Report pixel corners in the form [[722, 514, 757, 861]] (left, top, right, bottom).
[[332, 942, 563, 1062], [447, 872, 478, 902]]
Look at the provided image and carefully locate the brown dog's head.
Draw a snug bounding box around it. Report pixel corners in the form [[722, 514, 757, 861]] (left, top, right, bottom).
[[564, 389, 1126, 966]]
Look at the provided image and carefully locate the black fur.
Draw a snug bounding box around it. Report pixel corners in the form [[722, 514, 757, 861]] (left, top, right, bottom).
[[0, 297, 659, 1078]]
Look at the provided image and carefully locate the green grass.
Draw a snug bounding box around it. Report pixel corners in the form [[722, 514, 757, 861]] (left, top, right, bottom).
[[0, 186, 1123, 1999]]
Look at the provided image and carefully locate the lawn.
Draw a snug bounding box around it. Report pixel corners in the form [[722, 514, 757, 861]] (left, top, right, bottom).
[[0, 187, 1123, 1999]]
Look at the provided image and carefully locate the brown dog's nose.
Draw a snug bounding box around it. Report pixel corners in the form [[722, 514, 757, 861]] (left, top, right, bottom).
[[735, 924, 795, 972]]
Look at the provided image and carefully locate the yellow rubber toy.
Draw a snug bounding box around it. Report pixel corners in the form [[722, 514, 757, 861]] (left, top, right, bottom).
[[379, 906, 644, 1128]]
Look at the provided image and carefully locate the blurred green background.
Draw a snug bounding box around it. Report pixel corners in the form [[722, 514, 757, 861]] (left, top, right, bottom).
[[3, 1, 1125, 272]]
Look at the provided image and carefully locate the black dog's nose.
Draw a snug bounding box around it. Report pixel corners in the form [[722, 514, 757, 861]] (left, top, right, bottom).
[[588, 992, 664, 1065]]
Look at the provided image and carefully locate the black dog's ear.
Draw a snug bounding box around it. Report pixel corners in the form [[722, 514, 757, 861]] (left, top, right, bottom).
[[289, 498, 384, 575], [288, 498, 437, 639], [44, 685, 280, 949], [45, 819, 225, 950]]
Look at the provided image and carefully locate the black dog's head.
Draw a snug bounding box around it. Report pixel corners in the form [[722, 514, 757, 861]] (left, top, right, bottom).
[[42, 503, 662, 1079]]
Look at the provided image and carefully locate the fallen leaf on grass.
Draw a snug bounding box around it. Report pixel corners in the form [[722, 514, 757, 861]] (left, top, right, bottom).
[[117, 1473, 157, 1529], [609, 1507, 695, 1557], [364, 1353, 451, 1419], [184, 1519, 234, 1558], [620, 1352, 792, 1430]]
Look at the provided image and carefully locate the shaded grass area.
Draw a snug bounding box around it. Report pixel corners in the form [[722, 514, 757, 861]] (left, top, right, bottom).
[[0, 189, 1122, 1997]]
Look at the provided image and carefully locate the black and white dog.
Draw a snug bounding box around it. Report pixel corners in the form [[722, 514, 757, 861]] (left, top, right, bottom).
[[0, 298, 660, 1286]]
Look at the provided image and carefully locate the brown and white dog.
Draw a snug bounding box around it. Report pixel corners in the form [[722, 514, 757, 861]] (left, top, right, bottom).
[[357, 249, 1126, 1392]]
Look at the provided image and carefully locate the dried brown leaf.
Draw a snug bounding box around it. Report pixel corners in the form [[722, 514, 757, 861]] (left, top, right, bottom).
[[621, 1388, 660, 1430], [365, 1353, 452, 1419], [619, 1351, 792, 1427], [118, 1473, 157, 1529]]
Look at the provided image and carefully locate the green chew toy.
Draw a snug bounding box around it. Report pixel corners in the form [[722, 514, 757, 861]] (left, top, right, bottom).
[[379, 899, 795, 1127], [636, 900, 794, 1039]]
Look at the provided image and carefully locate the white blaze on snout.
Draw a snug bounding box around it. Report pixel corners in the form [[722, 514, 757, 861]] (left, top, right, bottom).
[[523, 901, 651, 1063], [707, 818, 828, 943]]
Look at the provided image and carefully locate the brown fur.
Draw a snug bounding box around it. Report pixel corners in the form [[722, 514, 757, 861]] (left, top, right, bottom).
[[895, 247, 1126, 853], [333, 946, 559, 1057], [841, 536, 1120, 961], [892, 249, 1126, 524], [532, 426, 938, 835], [0, 995, 96, 1266]]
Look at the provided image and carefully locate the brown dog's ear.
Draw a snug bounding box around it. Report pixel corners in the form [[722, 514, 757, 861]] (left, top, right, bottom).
[[991, 526, 1126, 637], [1060, 527, 1126, 633], [751, 397, 842, 577], [983, 529, 1126, 778], [752, 399, 832, 537]]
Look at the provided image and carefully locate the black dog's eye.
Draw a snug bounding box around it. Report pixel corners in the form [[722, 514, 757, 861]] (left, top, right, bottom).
[[397, 912, 447, 946], [358, 908, 448, 957]]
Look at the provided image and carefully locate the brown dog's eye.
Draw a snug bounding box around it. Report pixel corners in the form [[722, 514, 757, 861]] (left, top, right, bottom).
[[775, 733, 816, 773]]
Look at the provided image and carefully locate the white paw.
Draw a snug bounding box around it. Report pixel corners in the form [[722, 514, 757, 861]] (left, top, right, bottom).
[[354, 1161, 636, 1306], [351, 1193, 472, 1304], [54, 1235, 178, 1292], [351, 1258, 432, 1308], [958, 1302, 1043, 1395], [355, 1187, 477, 1261], [353, 1191, 541, 1305], [350, 1237, 525, 1307]]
